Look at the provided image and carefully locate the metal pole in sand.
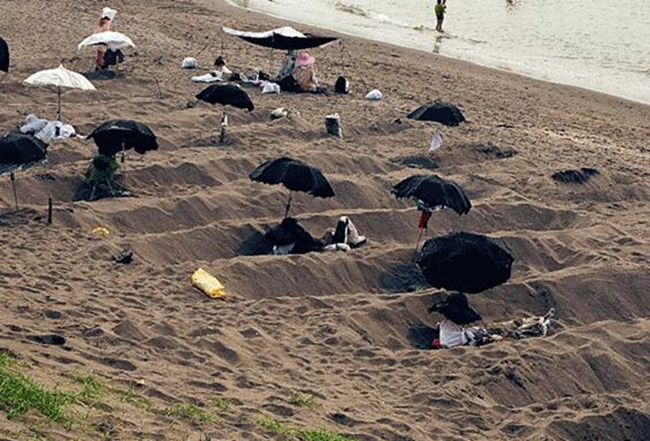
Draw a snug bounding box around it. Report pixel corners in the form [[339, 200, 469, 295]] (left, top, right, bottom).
[[47, 197, 52, 225], [10, 172, 18, 210]]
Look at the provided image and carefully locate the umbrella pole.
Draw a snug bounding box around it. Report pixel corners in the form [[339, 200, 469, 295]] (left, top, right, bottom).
[[10, 172, 18, 210], [56, 87, 61, 121], [284, 191, 292, 219], [413, 227, 425, 262]]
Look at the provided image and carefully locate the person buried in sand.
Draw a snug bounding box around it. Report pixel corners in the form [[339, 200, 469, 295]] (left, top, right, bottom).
[[435, 0, 447, 33]]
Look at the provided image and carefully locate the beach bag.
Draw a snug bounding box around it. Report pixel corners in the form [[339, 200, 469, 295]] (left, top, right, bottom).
[[335, 76, 350, 94]]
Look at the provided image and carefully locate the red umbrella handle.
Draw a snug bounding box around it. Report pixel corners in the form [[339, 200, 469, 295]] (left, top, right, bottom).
[[418, 211, 432, 229]]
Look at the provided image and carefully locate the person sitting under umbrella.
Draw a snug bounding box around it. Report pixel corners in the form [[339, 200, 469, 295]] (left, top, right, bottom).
[[293, 52, 320, 93]]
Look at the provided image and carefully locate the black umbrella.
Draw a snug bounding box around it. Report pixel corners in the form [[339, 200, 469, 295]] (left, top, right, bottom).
[[86, 119, 158, 157], [0, 37, 8, 73], [392, 174, 471, 257], [196, 84, 254, 111], [223, 26, 338, 51], [417, 232, 514, 294], [408, 101, 466, 126], [249, 157, 335, 217], [428, 293, 481, 325], [0, 133, 48, 209]]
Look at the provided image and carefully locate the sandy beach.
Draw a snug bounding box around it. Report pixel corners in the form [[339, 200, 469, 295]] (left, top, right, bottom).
[[1, 0, 649, 440]]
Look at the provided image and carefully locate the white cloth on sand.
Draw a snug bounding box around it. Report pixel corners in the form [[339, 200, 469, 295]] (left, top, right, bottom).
[[20, 114, 76, 143], [192, 72, 222, 83], [366, 89, 383, 101], [439, 319, 469, 348]]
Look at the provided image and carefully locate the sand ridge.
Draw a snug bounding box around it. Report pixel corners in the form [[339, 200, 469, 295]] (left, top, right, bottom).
[[0, 0, 649, 439]]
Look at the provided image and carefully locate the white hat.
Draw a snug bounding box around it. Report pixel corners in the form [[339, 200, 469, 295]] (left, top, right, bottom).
[[101, 7, 117, 20]]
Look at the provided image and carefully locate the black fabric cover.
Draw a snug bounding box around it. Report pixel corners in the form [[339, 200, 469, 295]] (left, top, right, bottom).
[[237, 34, 338, 51], [417, 232, 514, 294], [0, 133, 47, 174], [86, 119, 158, 157], [196, 84, 254, 111], [392, 174, 471, 215], [408, 101, 466, 126], [249, 157, 335, 199], [0, 37, 9, 73]]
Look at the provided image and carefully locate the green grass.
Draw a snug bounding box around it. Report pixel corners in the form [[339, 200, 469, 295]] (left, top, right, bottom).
[[212, 396, 230, 411], [288, 392, 316, 407], [258, 417, 354, 441], [72, 374, 106, 404], [119, 388, 151, 409], [0, 353, 74, 424], [165, 403, 218, 426]]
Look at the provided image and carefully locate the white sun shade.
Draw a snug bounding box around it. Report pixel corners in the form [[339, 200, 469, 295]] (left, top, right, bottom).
[[78, 31, 135, 51], [24, 65, 96, 91]]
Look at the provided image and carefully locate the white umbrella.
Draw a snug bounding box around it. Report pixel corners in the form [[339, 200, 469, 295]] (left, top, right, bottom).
[[78, 31, 135, 52], [24, 65, 96, 120]]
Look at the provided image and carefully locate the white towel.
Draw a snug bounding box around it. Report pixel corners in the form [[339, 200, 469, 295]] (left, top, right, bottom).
[[101, 7, 117, 20], [191, 72, 222, 83]]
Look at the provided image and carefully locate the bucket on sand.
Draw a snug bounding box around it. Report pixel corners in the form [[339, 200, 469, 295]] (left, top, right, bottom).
[[325, 113, 342, 139]]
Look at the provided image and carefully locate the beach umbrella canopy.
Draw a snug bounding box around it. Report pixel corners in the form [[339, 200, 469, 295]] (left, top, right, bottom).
[[0, 133, 48, 174], [0, 37, 9, 73], [250, 157, 335, 217], [24, 65, 96, 120], [78, 31, 135, 51], [392, 174, 471, 215], [0, 133, 48, 210], [86, 119, 158, 157], [417, 232, 514, 294], [223, 26, 337, 51], [429, 293, 481, 325], [408, 101, 466, 126], [196, 84, 254, 111]]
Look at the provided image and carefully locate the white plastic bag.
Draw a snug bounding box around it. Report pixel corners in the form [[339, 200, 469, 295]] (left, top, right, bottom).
[[181, 57, 197, 69], [262, 82, 281, 94], [429, 128, 443, 153], [365, 89, 383, 101]]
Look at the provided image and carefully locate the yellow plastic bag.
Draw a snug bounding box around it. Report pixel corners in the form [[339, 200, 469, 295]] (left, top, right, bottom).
[[92, 226, 110, 236], [191, 268, 225, 299]]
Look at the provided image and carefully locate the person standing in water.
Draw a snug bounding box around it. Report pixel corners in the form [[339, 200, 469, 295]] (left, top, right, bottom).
[[435, 0, 447, 32]]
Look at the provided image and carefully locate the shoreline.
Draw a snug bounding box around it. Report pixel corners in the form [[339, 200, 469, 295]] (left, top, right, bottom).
[[216, 0, 650, 107]]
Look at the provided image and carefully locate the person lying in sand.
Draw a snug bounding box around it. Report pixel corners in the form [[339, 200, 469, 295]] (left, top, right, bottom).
[[432, 308, 556, 349], [265, 216, 367, 255]]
